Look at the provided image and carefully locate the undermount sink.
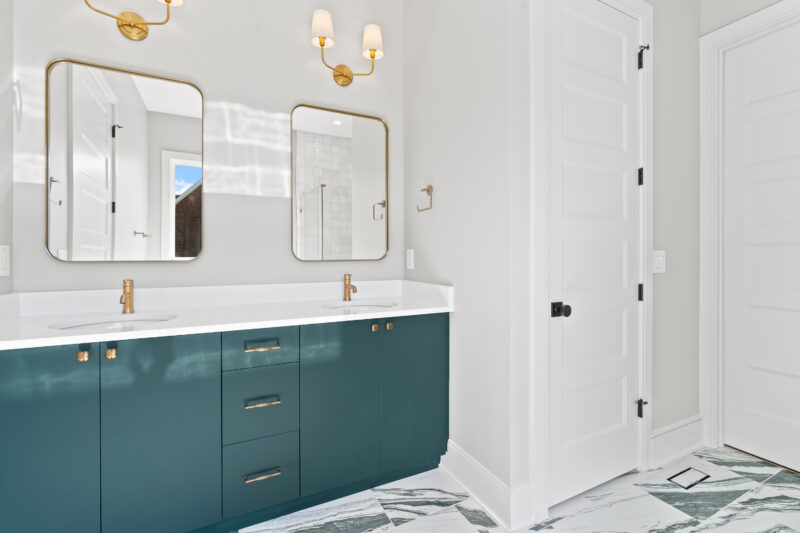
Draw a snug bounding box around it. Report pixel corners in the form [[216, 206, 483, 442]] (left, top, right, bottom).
[[49, 314, 177, 332], [326, 301, 398, 312]]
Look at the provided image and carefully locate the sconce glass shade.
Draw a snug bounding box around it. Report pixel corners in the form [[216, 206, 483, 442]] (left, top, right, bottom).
[[311, 9, 335, 48], [156, 0, 184, 6], [362, 24, 384, 60]]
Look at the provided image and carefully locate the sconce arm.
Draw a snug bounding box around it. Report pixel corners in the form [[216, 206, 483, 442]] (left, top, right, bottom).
[[84, 0, 172, 26], [352, 57, 376, 77], [320, 46, 339, 72]]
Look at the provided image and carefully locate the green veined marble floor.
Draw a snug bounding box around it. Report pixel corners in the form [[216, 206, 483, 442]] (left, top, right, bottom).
[[240, 447, 800, 532]]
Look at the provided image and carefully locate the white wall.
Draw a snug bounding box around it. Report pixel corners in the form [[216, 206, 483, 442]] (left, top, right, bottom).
[[12, 0, 404, 292], [404, 0, 531, 489], [146, 111, 202, 258], [0, 0, 13, 294], [351, 117, 386, 258], [701, 0, 783, 35]]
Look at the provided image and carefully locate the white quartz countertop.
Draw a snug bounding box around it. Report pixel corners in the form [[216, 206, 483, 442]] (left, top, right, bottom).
[[0, 281, 453, 351]]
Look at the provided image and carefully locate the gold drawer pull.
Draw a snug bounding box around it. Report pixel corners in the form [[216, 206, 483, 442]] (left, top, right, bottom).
[[243, 397, 282, 410], [386, 322, 394, 331], [105, 348, 118, 360], [244, 467, 281, 484], [371, 324, 379, 333], [243, 344, 281, 353], [76, 350, 90, 363]]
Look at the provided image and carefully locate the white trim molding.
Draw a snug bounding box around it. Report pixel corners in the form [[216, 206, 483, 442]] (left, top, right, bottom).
[[440, 440, 533, 531], [530, 0, 654, 524], [699, 0, 800, 450], [649, 415, 705, 469]]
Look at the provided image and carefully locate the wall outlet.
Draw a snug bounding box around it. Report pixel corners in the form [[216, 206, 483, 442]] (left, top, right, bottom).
[[0, 245, 9, 277], [653, 250, 667, 274], [406, 249, 415, 270]]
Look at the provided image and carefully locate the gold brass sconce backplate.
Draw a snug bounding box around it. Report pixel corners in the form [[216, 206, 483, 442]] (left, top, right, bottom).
[[117, 12, 149, 41], [333, 65, 354, 87]]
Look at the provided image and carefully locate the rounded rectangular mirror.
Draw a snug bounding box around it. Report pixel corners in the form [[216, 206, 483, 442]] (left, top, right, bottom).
[[46, 59, 203, 262], [291, 105, 388, 261]]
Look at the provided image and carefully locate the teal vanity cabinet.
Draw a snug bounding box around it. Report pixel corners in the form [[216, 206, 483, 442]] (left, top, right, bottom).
[[100, 335, 222, 533], [300, 320, 382, 497], [0, 344, 101, 533], [380, 314, 449, 473]]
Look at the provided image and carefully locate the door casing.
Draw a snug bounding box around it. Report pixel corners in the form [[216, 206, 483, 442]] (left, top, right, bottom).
[[530, 0, 654, 522]]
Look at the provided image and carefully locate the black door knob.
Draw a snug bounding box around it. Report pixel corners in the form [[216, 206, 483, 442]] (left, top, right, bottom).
[[551, 302, 573, 318], [562, 305, 572, 318]]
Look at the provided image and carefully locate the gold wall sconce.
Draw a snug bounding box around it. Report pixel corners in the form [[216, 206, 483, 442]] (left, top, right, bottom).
[[310, 9, 384, 87], [84, 0, 182, 41]]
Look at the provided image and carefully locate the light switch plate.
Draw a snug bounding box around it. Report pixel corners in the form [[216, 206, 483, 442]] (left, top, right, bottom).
[[0, 245, 9, 277], [406, 249, 415, 270], [653, 250, 667, 274]]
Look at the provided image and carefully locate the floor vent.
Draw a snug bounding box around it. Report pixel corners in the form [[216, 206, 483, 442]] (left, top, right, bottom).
[[667, 467, 710, 490]]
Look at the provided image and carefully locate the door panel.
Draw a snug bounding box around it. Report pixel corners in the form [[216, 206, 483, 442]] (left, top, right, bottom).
[[380, 314, 448, 473], [100, 335, 221, 533], [70, 65, 114, 261], [300, 320, 381, 496], [0, 344, 100, 533], [547, 0, 641, 505], [723, 20, 800, 471]]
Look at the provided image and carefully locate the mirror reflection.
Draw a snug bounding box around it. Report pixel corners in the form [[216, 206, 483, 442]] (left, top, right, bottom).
[[292, 105, 388, 261], [46, 60, 203, 262]]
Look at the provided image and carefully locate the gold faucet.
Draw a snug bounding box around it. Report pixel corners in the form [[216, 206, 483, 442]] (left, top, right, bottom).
[[344, 274, 357, 302], [120, 279, 134, 314]]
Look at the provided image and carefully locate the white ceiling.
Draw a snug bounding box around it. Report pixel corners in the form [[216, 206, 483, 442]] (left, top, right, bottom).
[[131, 75, 202, 119]]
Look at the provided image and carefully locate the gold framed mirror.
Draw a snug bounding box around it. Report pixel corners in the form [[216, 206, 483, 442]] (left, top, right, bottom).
[[45, 59, 204, 262], [291, 104, 389, 262]]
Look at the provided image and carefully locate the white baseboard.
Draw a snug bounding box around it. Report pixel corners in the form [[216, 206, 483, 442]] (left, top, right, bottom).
[[440, 439, 533, 531], [650, 415, 705, 469]]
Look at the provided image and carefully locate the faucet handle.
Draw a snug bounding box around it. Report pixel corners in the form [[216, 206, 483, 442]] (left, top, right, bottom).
[[351, 284, 357, 294]]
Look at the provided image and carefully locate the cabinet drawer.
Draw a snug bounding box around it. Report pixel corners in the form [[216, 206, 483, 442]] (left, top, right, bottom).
[[223, 363, 299, 445], [223, 327, 299, 371], [223, 431, 299, 519]]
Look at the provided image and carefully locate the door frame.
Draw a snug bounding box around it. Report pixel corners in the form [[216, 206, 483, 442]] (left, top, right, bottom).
[[699, 0, 800, 450], [530, 0, 654, 520]]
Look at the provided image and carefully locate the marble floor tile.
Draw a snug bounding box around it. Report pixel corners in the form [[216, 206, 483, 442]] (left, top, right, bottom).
[[392, 505, 477, 533], [694, 447, 783, 483], [543, 485, 698, 533], [240, 490, 392, 533], [636, 455, 759, 521], [372, 469, 470, 526], [455, 497, 503, 533], [691, 479, 800, 533]]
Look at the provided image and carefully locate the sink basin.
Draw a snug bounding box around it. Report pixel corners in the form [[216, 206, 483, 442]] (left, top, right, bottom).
[[49, 314, 177, 332], [326, 301, 398, 313]]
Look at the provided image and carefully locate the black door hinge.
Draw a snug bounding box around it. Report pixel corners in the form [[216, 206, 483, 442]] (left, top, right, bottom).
[[638, 45, 650, 70], [638, 284, 644, 302], [112, 124, 124, 138], [637, 399, 649, 418], [638, 167, 644, 186], [111, 201, 116, 214]]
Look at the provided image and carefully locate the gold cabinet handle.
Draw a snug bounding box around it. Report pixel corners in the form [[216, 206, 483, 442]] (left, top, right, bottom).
[[244, 467, 281, 484], [386, 322, 394, 331], [243, 344, 281, 353], [76, 350, 90, 363], [243, 397, 282, 410], [105, 348, 118, 360], [371, 324, 379, 333]]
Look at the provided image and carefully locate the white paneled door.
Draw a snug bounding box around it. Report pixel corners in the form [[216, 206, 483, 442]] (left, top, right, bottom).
[[69, 65, 115, 261], [547, 0, 643, 505], [723, 19, 800, 472]]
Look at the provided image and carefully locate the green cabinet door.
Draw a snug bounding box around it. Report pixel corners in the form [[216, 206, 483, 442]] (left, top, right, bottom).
[[300, 320, 381, 496], [0, 343, 100, 533], [380, 314, 449, 473], [100, 334, 221, 533]]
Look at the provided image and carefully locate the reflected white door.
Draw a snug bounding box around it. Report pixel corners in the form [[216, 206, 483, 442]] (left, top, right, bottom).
[[723, 20, 800, 472], [69, 65, 114, 261], [547, 0, 642, 505]]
